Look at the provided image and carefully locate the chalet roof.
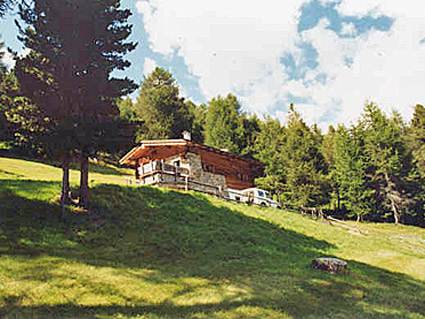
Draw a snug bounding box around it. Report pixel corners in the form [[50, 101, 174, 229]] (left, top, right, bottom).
[[119, 139, 265, 167]]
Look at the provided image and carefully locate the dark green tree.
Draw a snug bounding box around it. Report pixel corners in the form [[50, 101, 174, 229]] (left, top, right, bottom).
[[361, 102, 415, 223], [333, 124, 374, 221], [280, 105, 328, 206], [239, 114, 261, 159], [409, 105, 425, 178], [16, 0, 137, 207], [0, 69, 51, 152], [186, 100, 206, 144], [252, 116, 286, 202], [118, 97, 137, 122], [204, 93, 245, 154], [134, 67, 189, 140]]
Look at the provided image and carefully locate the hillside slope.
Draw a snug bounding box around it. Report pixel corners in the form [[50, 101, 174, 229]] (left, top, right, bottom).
[[0, 156, 424, 319]]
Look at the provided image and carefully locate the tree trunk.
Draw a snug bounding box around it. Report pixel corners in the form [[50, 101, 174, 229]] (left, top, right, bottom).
[[390, 198, 401, 224], [79, 152, 91, 207], [384, 171, 401, 224], [337, 192, 340, 213], [60, 154, 71, 216]]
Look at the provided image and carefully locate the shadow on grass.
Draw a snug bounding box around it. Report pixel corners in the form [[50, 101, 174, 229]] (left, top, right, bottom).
[[0, 181, 424, 319]]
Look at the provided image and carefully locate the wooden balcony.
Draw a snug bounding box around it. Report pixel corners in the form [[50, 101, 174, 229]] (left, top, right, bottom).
[[127, 160, 225, 197]]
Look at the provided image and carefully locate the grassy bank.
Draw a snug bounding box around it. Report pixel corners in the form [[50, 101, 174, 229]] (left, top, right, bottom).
[[0, 156, 424, 318]]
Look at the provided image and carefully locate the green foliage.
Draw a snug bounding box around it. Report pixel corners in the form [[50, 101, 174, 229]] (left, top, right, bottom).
[[204, 93, 245, 154], [332, 124, 374, 221], [186, 100, 207, 144], [409, 104, 425, 178], [280, 105, 328, 206], [0, 156, 425, 318], [253, 117, 286, 197], [118, 97, 137, 122], [361, 102, 416, 223], [15, 0, 138, 205], [321, 125, 337, 169], [0, 70, 51, 154], [15, 0, 138, 151], [134, 67, 190, 140], [240, 113, 261, 159]]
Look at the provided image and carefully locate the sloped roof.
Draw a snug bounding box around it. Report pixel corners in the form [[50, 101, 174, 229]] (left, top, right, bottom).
[[119, 139, 264, 167]]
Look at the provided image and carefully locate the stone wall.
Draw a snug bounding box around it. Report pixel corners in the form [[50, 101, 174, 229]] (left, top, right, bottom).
[[160, 152, 227, 196], [139, 152, 228, 196]]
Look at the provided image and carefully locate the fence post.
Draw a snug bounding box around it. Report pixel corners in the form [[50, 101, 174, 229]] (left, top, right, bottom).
[[160, 159, 164, 182]]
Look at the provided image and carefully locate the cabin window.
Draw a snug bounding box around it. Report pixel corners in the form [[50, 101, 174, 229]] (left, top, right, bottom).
[[203, 163, 214, 173], [174, 160, 180, 167]]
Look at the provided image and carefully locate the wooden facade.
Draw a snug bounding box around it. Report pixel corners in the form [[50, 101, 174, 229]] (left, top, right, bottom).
[[119, 139, 264, 191]]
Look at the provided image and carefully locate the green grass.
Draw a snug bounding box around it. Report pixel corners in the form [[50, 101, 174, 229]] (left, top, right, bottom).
[[0, 156, 133, 185], [0, 156, 424, 318]]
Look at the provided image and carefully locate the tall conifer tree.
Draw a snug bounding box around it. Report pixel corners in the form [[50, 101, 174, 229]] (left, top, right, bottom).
[[362, 102, 413, 223], [16, 0, 137, 206], [204, 93, 244, 154], [134, 67, 189, 140]]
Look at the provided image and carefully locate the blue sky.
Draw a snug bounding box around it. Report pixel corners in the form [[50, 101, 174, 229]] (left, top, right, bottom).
[[2, 0, 425, 128]]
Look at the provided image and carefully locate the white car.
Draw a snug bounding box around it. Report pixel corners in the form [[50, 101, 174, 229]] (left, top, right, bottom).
[[227, 187, 281, 208], [241, 188, 281, 208]]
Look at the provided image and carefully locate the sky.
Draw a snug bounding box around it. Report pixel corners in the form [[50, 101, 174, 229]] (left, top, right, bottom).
[[1, 0, 425, 129]]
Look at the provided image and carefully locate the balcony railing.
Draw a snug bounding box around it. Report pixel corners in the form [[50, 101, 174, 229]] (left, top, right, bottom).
[[138, 160, 190, 177]]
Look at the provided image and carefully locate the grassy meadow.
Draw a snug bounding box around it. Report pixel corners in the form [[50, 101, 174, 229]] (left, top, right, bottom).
[[0, 155, 424, 318]]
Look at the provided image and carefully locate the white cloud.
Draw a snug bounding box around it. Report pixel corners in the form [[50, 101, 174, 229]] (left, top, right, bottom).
[[341, 22, 357, 36], [1, 50, 14, 69], [136, 0, 306, 114], [136, 0, 425, 128], [143, 57, 157, 76], [1, 48, 30, 70], [291, 3, 425, 127], [336, 0, 425, 18]]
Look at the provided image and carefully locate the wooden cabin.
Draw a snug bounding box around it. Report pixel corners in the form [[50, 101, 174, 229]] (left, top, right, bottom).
[[119, 138, 265, 196]]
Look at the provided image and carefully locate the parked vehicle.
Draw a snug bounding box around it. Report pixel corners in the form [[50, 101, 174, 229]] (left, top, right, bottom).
[[227, 187, 281, 208]]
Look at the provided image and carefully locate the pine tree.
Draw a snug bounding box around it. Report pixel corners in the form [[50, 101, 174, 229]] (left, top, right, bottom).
[[333, 124, 374, 221], [252, 116, 285, 202], [362, 102, 414, 223], [0, 69, 51, 153], [204, 93, 245, 154], [409, 105, 425, 178], [134, 67, 189, 140], [16, 0, 138, 207], [239, 114, 261, 159], [280, 105, 328, 206], [186, 100, 206, 144], [118, 97, 137, 122]]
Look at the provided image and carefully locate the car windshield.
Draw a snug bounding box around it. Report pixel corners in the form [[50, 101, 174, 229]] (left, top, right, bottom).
[[258, 191, 264, 197]]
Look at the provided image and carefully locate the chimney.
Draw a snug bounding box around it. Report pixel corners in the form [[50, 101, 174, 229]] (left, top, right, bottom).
[[182, 131, 191, 141]]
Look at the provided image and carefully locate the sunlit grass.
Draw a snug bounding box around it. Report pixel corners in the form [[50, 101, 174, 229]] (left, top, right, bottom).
[[0, 156, 132, 185], [0, 156, 424, 318]]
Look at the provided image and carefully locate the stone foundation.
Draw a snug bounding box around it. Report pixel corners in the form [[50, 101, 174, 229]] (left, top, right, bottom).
[[138, 152, 228, 196]]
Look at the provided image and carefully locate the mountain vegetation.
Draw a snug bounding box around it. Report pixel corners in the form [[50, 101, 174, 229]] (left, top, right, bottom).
[[1, 0, 425, 226], [0, 156, 424, 318]]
